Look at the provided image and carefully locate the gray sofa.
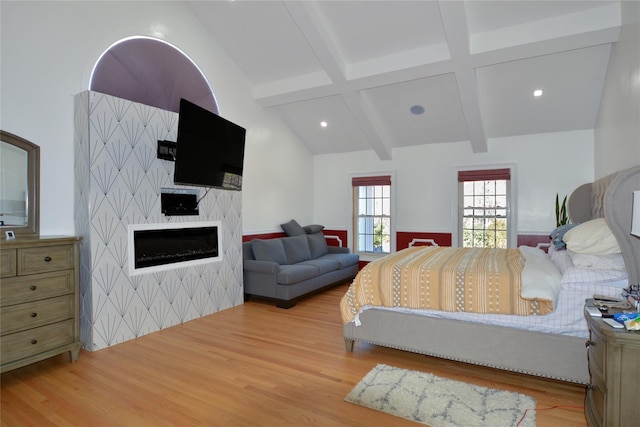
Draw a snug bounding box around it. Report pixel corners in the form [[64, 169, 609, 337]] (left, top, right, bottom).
[[243, 223, 359, 308]]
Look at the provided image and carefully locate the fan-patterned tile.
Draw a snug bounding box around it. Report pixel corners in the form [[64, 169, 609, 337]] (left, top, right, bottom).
[[74, 91, 243, 351]]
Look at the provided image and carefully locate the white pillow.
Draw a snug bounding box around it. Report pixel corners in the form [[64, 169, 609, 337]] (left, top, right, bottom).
[[562, 218, 621, 255], [567, 250, 626, 270]]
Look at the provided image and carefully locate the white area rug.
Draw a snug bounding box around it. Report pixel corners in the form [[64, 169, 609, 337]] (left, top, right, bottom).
[[345, 364, 536, 427]]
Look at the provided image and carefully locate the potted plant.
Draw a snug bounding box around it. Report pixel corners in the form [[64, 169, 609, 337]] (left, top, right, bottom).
[[555, 193, 568, 227]]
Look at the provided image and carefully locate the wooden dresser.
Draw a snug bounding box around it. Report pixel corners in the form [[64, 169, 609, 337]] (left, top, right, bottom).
[[1, 236, 81, 373], [584, 306, 640, 427]]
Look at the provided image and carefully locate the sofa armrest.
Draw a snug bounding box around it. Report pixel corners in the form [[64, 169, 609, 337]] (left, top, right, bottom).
[[243, 259, 280, 274], [327, 246, 350, 254], [243, 259, 280, 299]]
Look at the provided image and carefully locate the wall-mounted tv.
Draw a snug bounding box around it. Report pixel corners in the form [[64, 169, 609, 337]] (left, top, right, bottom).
[[173, 98, 246, 190]]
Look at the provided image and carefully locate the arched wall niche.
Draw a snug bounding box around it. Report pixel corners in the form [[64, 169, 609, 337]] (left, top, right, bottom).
[[89, 36, 218, 114]]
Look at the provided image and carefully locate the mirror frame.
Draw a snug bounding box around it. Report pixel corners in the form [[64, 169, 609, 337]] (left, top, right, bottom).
[[0, 130, 40, 237]]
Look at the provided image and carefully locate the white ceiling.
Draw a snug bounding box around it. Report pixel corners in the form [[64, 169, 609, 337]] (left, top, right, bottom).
[[185, 0, 620, 159]]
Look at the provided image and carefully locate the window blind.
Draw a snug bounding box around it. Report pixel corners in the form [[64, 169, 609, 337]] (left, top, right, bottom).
[[352, 176, 391, 186], [458, 168, 510, 182]]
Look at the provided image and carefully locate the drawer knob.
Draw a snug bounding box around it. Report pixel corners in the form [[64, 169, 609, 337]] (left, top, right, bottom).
[[30, 285, 37, 291], [44, 256, 52, 262], [30, 312, 38, 318], [30, 339, 38, 345]]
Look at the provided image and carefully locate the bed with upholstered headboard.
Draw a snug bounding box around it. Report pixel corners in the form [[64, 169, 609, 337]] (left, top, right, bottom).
[[342, 165, 640, 384], [569, 166, 640, 287]]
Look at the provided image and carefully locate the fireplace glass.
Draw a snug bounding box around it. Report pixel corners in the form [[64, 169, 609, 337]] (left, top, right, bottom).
[[128, 222, 221, 275]]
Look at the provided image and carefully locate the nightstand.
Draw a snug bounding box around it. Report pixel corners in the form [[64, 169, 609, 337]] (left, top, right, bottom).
[[584, 304, 640, 427]]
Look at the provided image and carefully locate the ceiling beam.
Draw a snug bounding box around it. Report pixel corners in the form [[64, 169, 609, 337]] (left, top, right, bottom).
[[438, 0, 487, 153], [280, 0, 393, 160]]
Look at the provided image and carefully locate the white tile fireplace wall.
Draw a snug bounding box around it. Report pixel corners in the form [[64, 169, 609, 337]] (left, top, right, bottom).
[[74, 91, 243, 351]]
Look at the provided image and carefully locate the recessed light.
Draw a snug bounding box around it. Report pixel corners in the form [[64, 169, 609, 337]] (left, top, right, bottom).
[[320, 121, 328, 128], [533, 89, 543, 97], [410, 105, 425, 115]]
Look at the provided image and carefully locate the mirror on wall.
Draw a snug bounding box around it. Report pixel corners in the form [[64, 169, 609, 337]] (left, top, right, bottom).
[[0, 130, 39, 237]]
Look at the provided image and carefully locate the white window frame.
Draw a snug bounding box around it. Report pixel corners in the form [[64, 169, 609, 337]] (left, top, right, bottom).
[[349, 171, 396, 261], [452, 165, 517, 248]]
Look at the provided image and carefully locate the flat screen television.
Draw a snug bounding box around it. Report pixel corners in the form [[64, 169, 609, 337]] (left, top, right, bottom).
[[173, 98, 246, 190]]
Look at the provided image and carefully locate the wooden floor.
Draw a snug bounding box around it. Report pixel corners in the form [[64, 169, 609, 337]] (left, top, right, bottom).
[[1, 284, 588, 426]]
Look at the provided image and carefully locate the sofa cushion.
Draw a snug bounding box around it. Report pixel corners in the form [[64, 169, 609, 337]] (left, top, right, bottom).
[[277, 264, 319, 285], [318, 253, 360, 269], [282, 235, 312, 264], [299, 258, 340, 274], [303, 224, 324, 234], [307, 232, 329, 258], [281, 219, 305, 236], [251, 238, 287, 265]]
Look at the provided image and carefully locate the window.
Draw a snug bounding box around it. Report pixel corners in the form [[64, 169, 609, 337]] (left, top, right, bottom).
[[458, 168, 511, 248], [352, 175, 392, 255]]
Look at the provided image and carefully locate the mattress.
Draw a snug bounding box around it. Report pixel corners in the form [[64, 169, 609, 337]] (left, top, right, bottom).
[[349, 247, 627, 339]]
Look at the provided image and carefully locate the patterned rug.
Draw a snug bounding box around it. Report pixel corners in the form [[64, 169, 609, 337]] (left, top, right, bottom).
[[345, 364, 536, 427]]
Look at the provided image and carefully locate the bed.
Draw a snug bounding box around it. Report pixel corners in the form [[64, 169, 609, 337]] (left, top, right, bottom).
[[342, 165, 640, 384]]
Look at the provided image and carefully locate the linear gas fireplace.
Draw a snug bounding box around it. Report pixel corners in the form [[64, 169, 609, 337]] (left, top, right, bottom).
[[127, 221, 222, 275]]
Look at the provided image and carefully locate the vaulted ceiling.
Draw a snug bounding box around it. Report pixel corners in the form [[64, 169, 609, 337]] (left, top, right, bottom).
[[185, 0, 620, 159]]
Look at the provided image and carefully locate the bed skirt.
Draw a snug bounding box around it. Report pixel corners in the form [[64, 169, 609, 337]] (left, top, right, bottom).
[[344, 307, 590, 384]]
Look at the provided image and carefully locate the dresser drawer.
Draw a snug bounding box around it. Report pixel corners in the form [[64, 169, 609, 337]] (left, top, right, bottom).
[[1, 270, 74, 307], [1, 248, 17, 278], [1, 319, 76, 364], [1, 236, 80, 373], [0, 295, 75, 335], [17, 245, 74, 275]]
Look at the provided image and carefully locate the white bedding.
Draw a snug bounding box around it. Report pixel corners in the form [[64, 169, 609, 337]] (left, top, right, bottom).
[[352, 247, 627, 339], [519, 245, 562, 305]]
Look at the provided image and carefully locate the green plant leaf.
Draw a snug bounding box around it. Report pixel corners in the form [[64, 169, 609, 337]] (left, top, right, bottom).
[[555, 194, 568, 227]]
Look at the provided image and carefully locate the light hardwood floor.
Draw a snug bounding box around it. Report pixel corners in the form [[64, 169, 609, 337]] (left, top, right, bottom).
[[1, 283, 588, 426]]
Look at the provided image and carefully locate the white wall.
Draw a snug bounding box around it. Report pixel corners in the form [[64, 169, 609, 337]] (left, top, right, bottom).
[[0, 1, 313, 236], [314, 130, 594, 239], [594, 0, 640, 177]]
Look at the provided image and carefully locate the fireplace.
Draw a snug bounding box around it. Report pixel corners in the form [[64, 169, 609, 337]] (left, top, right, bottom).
[[127, 222, 222, 275]]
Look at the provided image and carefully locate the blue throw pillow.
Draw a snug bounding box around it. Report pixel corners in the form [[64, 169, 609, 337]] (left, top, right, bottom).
[[280, 219, 305, 236], [550, 223, 580, 250], [303, 224, 325, 234]]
